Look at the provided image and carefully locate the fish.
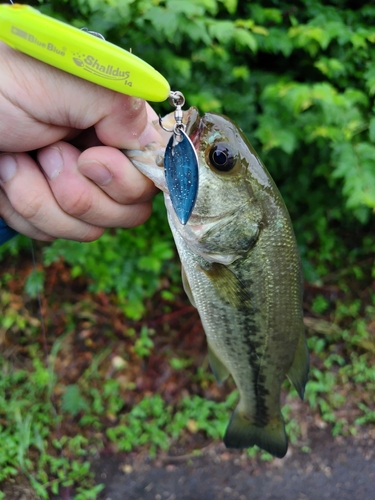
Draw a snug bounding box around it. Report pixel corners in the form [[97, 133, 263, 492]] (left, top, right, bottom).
[[125, 107, 309, 458]]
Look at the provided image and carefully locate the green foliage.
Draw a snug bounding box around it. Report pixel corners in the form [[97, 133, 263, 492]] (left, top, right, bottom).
[[0, 354, 101, 498], [305, 294, 375, 437], [2, 0, 374, 301], [311, 294, 330, 314], [169, 356, 193, 370], [0, 274, 42, 343], [62, 384, 90, 416], [106, 391, 239, 456], [42, 197, 175, 319], [24, 269, 45, 298], [2, 0, 375, 493], [133, 325, 155, 357]]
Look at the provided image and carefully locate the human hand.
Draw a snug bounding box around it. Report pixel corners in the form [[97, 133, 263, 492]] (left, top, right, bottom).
[[0, 41, 163, 242]]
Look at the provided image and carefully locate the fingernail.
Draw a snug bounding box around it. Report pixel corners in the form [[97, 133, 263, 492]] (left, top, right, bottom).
[[138, 122, 163, 148], [78, 161, 113, 186], [0, 154, 17, 183], [39, 147, 63, 180]]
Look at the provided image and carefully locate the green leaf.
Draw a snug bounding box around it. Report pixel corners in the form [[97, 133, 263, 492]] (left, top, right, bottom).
[[261, 27, 293, 56], [24, 270, 45, 298], [314, 57, 346, 78], [208, 20, 235, 44], [250, 6, 282, 24], [256, 117, 297, 154], [142, 7, 178, 39], [166, 0, 204, 17], [183, 20, 211, 44], [219, 0, 237, 15], [364, 66, 375, 95], [284, 84, 313, 114], [138, 255, 162, 272], [232, 65, 250, 80], [233, 28, 257, 52], [350, 32, 367, 49], [62, 385, 89, 417], [332, 141, 375, 211], [289, 24, 331, 51], [369, 117, 375, 143], [251, 25, 268, 36]]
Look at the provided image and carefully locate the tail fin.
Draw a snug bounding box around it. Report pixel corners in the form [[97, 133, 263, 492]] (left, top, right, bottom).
[[224, 407, 288, 458]]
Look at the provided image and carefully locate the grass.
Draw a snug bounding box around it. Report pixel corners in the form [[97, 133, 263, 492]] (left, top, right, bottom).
[[1, 256, 375, 498], [0, 343, 236, 497], [0, 356, 104, 499]]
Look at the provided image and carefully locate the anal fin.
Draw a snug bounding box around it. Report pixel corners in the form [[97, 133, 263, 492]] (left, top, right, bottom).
[[287, 331, 309, 400], [208, 343, 230, 385]]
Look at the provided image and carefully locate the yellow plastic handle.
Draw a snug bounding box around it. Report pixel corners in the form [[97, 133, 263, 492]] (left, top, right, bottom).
[[0, 3, 170, 102]]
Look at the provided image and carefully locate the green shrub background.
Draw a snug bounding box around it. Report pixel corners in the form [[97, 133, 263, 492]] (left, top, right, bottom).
[[1, 2, 375, 497], [3, 0, 375, 309]]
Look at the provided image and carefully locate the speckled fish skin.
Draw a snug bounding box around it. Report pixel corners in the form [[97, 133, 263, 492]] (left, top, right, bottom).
[[125, 107, 309, 459]]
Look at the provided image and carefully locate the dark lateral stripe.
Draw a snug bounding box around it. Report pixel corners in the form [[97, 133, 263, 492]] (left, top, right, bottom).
[[242, 307, 270, 427], [203, 262, 270, 425]]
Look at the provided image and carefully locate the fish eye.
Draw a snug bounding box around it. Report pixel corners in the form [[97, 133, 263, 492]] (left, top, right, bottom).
[[207, 142, 237, 173]]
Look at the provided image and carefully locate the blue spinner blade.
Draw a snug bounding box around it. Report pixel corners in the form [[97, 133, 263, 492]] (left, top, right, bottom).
[[164, 130, 199, 225]]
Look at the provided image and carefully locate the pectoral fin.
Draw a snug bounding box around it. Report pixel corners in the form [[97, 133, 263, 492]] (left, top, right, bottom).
[[207, 343, 230, 385], [181, 265, 196, 307], [202, 262, 253, 310], [287, 332, 309, 400]]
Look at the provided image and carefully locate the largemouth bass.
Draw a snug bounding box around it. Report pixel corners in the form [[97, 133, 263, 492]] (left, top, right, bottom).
[[126, 107, 309, 458]]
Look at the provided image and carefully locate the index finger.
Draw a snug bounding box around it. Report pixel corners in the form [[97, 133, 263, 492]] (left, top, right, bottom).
[[0, 43, 161, 151], [77, 146, 159, 204]]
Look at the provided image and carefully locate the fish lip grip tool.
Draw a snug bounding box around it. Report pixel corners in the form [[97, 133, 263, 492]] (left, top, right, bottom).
[[0, 3, 170, 102]]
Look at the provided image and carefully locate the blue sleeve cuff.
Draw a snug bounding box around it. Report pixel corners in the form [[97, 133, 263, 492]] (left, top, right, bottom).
[[0, 218, 18, 245]]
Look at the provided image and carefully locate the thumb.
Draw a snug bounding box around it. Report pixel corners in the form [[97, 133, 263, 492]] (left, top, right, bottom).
[[94, 93, 161, 149]]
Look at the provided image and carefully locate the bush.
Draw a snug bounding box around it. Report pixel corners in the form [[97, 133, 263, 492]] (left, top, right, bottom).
[[3, 0, 375, 306]]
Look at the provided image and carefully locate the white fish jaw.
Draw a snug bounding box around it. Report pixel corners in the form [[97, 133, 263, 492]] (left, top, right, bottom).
[[125, 143, 167, 193]]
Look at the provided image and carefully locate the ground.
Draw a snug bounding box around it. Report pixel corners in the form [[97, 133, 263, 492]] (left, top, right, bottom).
[[95, 428, 375, 500], [5, 428, 375, 499], [1, 255, 375, 499]]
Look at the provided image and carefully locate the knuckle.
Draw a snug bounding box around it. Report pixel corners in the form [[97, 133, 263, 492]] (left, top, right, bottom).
[[60, 190, 95, 219], [14, 190, 44, 221]]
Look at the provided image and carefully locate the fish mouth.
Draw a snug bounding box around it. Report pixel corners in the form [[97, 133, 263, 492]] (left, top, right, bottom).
[[125, 107, 201, 195], [125, 141, 167, 192]]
